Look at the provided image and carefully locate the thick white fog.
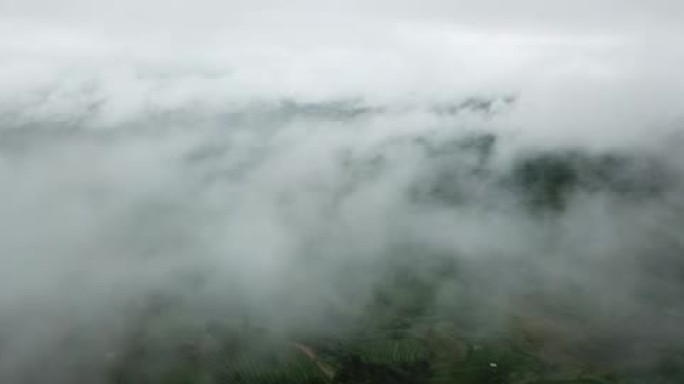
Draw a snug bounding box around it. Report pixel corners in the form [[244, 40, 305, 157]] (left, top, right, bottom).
[[1, 1, 684, 382]]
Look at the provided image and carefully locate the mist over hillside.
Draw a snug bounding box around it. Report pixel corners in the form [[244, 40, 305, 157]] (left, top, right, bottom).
[[2, 1, 684, 383]]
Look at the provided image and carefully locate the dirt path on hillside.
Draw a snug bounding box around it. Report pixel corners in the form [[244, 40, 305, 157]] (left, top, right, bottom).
[[293, 342, 336, 379]]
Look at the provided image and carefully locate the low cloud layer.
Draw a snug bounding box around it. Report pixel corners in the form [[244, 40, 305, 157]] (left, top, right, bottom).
[[1, 1, 684, 382]]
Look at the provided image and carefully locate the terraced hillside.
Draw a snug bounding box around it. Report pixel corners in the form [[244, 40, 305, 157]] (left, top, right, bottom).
[[106, 249, 684, 384]]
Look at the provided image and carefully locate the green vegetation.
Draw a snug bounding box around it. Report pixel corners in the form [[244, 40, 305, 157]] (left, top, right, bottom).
[[106, 317, 632, 383], [509, 150, 669, 212], [104, 253, 683, 384], [104, 136, 680, 383]]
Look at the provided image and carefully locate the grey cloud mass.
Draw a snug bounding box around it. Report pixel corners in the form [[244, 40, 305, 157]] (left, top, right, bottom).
[[1, 1, 684, 383]]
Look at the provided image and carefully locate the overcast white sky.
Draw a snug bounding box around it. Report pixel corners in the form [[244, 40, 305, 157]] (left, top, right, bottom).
[[1, 0, 683, 146], [1, 0, 683, 34], [1, 2, 681, 228], [2, 1, 682, 56]]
